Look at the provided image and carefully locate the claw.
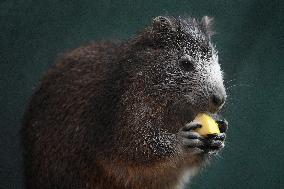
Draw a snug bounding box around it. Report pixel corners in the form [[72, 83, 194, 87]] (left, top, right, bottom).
[[207, 133, 226, 141], [182, 121, 202, 131], [210, 140, 224, 148], [214, 133, 226, 141], [205, 133, 225, 151], [181, 138, 205, 148], [207, 133, 218, 139], [180, 130, 203, 140]]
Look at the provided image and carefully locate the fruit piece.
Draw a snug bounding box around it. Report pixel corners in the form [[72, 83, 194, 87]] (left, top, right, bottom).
[[194, 113, 220, 137]]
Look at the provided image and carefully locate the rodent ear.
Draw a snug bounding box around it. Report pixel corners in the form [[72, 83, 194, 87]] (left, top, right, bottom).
[[152, 16, 173, 32], [201, 16, 215, 37]]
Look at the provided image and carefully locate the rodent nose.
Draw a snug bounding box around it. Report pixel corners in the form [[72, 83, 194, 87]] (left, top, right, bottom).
[[210, 93, 226, 110]]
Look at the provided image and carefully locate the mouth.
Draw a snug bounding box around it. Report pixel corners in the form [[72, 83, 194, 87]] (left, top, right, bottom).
[[183, 94, 225, 116], [180, 105, 223, 126], [168, 94, 225, 127]]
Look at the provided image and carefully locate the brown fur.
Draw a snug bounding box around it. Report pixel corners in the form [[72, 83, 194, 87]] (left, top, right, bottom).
[[22, 16, 224, 189]]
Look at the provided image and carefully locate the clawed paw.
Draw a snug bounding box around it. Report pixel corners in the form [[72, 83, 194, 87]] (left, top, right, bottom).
[[204, 133, 226, 155], [178, 119, 227, 156], [212, 114, 229, 133], [178, 121, 206, 155]]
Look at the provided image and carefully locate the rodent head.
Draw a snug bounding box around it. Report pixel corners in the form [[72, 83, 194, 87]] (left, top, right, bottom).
[[129, 16, 226, 116]]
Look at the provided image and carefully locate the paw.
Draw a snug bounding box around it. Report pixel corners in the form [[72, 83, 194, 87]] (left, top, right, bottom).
[[204, 133, 226, 155], [204, 114, 228, 155], [212, 114, 229, 133], [178, 117, 228, 156], [178, 121, 206, 155]]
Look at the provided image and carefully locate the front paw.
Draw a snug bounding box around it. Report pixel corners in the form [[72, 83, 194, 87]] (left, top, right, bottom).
[[212, 114, 229, 133], [178, 119, 227, 156], [205, 114, 228, 155], [204, 133, 226, 155], [178, 121, 206, 155]]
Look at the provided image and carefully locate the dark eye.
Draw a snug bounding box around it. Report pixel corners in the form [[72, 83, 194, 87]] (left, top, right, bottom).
[[179, 57, 194, 72]]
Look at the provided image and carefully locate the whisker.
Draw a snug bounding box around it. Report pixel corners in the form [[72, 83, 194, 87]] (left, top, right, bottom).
[[225, 78, 238, 84], [227, 83, 252, 90]]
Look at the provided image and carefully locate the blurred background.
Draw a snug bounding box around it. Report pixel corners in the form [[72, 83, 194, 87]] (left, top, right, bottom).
[[0, 0, 283, 188]]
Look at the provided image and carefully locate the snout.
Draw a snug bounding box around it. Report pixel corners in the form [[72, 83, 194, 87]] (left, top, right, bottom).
[[209, 90, 226, 113]]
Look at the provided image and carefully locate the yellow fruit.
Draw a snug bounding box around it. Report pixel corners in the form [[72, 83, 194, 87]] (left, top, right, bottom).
[[194, 113, 220, 136]]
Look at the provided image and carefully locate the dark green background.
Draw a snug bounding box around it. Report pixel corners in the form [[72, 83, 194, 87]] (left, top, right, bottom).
[[1, 0, 283, 188]]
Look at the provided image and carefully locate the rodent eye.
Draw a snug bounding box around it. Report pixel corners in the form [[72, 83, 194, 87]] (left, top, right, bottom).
[[179, 57, 194, 72]]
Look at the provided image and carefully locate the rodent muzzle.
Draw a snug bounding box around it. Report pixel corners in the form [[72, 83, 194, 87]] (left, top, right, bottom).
[[209, 92, 226, 113]]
